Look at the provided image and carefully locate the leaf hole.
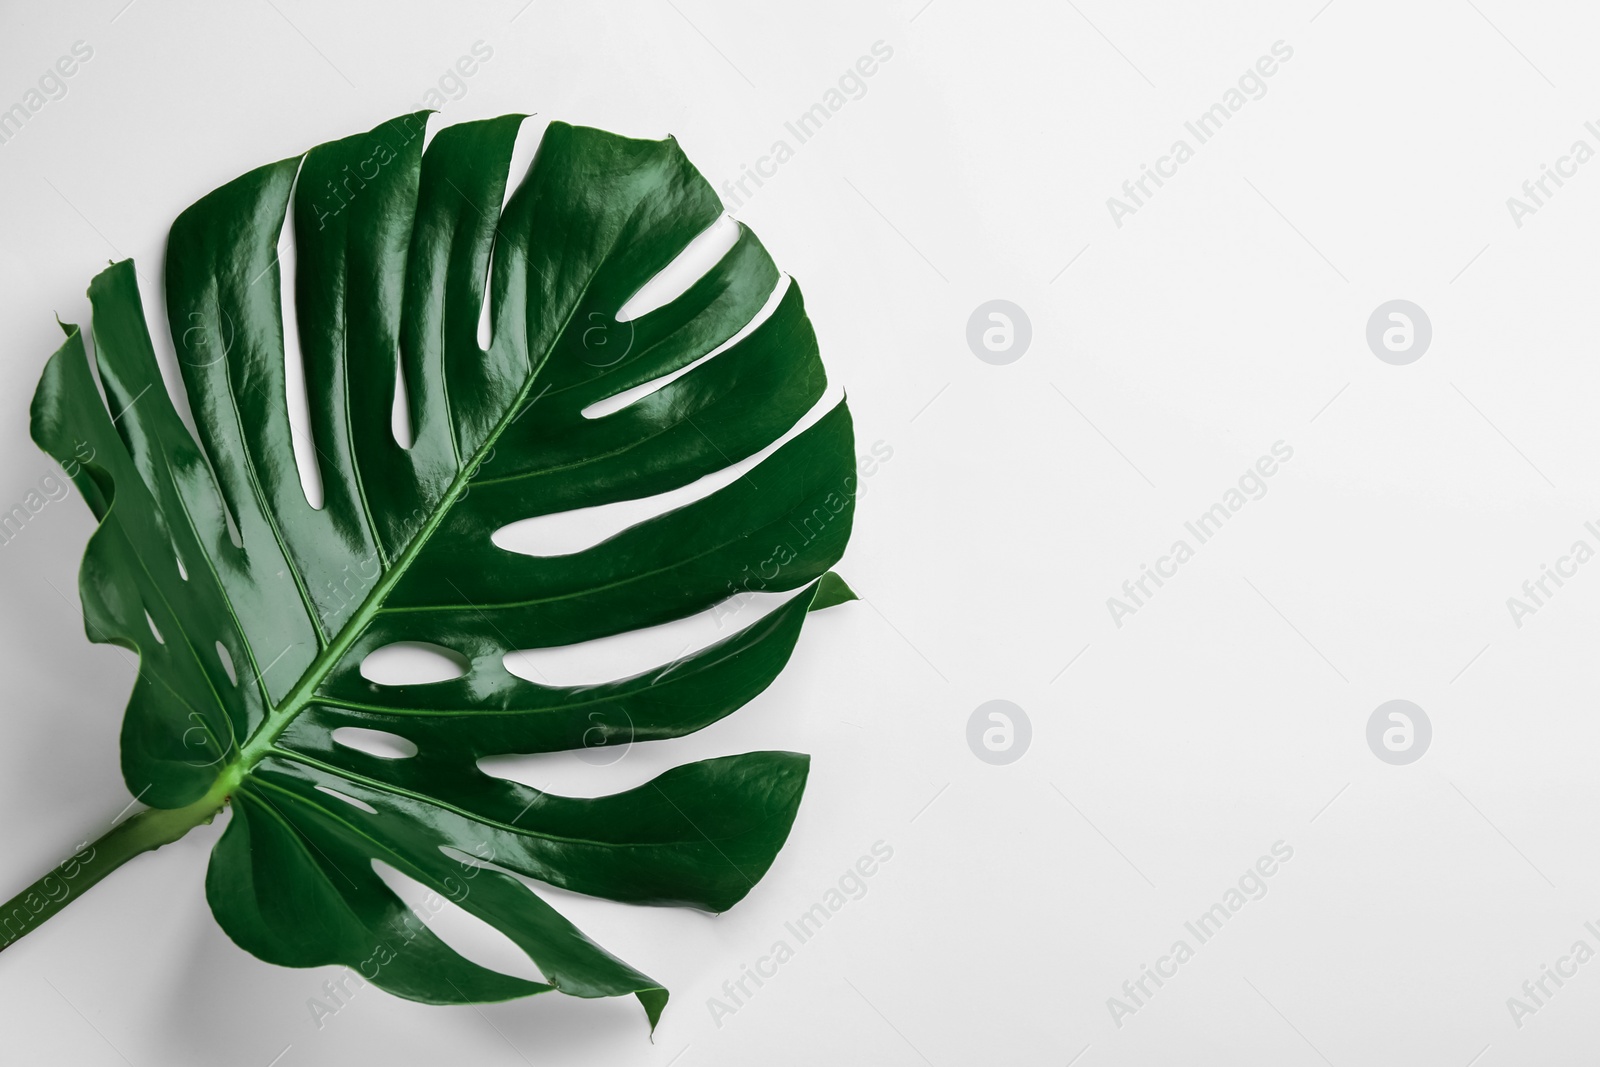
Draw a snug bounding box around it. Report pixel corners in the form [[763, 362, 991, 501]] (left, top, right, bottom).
[[475, 241, 496, 352], [215, 641, 237, 686], [174, 552, 188, 581], [145, 611, 164, 645], [503, 117, 546, 213], [502, 586, 800, 687], [221, 494, 244, 549], [391, 357, 414, 448], [144, 261, 205, 446], [418, 112, 443, 154], [371, 860, 548, 984], [331, 726, 419, 760], [439, 845, 502, 872], [582, 272, 789, 421], [314, 784, 377, 814], [476, 117, 543, 353], [496, 382, 836, 558], [359, 641, 469, 685], [616, 214, 742, 323], [280, 156, 325, 510], [477, 750, 672, 799]]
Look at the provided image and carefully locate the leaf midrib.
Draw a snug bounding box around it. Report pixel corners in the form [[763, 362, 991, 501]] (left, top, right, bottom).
[[229, 383, 516, 774], [225, 222, 630, 785]]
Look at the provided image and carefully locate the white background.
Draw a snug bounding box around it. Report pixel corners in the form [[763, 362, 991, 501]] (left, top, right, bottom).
[[2, 0, 1599, 1064]]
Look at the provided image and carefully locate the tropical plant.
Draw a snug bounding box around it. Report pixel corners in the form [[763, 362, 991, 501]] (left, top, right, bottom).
[[0, 112, 857, 1029]]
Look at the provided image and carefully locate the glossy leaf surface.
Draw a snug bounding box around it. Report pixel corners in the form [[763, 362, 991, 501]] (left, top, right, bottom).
[[28, 113, 856, 1024]]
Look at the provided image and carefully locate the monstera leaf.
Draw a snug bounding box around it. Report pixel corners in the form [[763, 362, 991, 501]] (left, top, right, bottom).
[[2, 113, 857, 1028]]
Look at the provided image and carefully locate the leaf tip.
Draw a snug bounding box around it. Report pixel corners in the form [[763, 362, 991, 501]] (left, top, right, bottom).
[[638, 986, 668, 1036], [808, 572, 857, 612]]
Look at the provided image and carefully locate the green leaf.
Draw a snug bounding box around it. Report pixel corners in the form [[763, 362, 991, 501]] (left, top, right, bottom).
[[809, 570, 860, 611], [21, 113, 856, 1028]]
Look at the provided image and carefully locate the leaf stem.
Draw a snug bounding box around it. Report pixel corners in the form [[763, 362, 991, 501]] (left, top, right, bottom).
[[0, 781, 232, 953], [0, 266, 563, 957]]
